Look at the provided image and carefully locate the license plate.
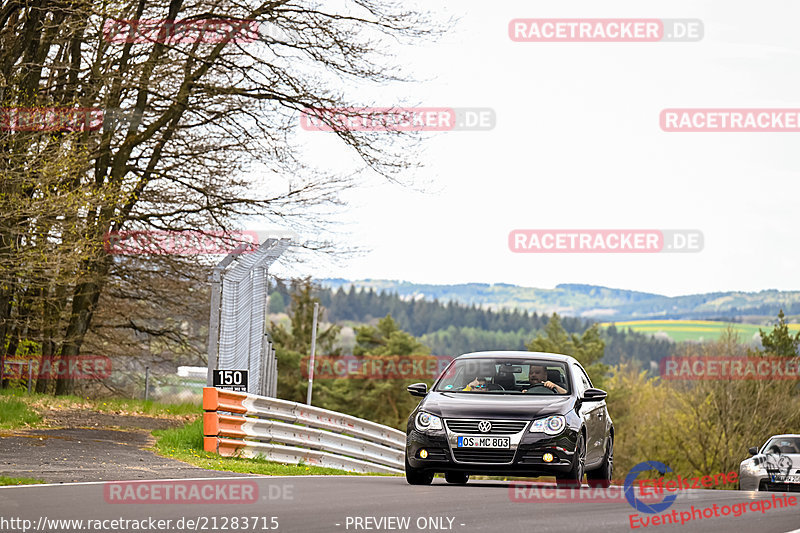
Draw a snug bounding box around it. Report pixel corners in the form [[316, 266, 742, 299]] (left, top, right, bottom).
[[770, 474, 800, 483], [457, 436, 510, 448]]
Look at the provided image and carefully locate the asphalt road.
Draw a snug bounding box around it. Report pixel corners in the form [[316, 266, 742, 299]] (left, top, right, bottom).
[[0, 428, 238, 483], [1, 476, 799, 533]]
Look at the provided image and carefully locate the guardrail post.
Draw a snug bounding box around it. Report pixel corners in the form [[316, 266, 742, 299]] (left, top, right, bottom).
[[203, 387, 220, 453], [206, 267, 223, 387]]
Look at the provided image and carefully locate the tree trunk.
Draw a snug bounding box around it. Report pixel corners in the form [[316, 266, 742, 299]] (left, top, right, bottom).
[[54, 267, 107, 395]]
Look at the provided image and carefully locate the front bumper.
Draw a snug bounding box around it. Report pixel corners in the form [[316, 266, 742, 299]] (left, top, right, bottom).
[[759, 480, 800, 492], [406, 423, 579, 476], [740, 469, 800, 492]]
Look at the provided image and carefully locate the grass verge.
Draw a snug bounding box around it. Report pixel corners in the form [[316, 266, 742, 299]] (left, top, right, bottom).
[[0, 396, 42, 429], [0, 389, 396, 477], [0, 388, 198, 417], [153, 418, 385, 476], [0, 476, 45, 486]]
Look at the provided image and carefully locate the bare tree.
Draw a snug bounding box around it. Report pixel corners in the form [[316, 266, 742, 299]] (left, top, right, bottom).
[[0, 0, 446, 394]]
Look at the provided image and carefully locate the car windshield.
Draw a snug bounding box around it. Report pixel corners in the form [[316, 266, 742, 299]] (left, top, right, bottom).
[[763, 437, 800, 455], [434, 358, 570, 395]]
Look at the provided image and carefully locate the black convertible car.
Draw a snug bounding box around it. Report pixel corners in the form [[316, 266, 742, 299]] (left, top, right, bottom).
[[404, 351, 613, 486]]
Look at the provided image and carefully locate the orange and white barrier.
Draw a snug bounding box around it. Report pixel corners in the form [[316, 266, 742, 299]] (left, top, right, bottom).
[[202, 388, 405, 474]]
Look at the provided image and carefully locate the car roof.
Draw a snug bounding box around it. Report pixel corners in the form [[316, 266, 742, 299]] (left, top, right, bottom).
[[454, 351, 577, 364], [766, 434, 800, 439]]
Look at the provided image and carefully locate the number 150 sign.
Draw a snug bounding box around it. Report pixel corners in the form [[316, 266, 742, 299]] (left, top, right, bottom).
[[213, 369, 248, 392]]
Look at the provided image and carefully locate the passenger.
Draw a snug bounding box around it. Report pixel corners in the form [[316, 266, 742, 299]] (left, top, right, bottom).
[[523, 364, 567, 394], [463, 376, 487, 391]]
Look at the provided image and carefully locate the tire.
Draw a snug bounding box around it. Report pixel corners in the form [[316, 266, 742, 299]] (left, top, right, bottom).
[[587, 436, 613, 488], [444, 472, 469, 485], [405, 456, 434, 485], [556, 433, 585, 489]]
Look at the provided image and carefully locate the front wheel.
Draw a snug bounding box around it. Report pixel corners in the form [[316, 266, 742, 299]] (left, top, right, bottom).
[[587, 436, 613, 488], [405, 456, 434, 485], [444, 472, 469, 484], [556, 433, 585, 489]]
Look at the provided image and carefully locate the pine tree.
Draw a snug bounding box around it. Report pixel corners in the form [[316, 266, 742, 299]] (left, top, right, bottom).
[[759, 309, 800, 356]]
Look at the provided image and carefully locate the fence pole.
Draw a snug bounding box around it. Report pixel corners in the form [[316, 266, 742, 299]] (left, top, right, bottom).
[[27, 360, 33, 394], [206, 268, 223, 387], [144, 366, 150, 402], [306, 302, 319, 405]]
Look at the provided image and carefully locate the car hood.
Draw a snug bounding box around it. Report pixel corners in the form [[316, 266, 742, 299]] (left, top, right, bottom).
[[420, 391, 574, 420], [741, 453, 800, 474]]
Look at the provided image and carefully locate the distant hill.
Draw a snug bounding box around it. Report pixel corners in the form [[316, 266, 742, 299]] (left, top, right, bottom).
[[319, 279, 800, 323]]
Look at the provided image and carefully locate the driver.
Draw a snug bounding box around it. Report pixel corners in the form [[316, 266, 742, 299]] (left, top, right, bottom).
[[523, 364, 566, 394]]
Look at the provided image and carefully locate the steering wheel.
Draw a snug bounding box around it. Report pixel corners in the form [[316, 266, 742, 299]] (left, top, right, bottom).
[[526, 383, 555, 394], [485, 383, 505, 391]]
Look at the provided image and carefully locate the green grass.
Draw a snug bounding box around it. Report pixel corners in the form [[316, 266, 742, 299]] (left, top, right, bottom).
[[600, 320, 800, 343], [153, 418, 386, 476], [0, 388, 198, 417], [0, 476, 45, 486], [0, 396, 42, 429], [87, 397, 199, 416]]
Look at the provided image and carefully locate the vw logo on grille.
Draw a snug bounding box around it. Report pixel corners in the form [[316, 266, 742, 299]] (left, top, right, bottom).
[[477, 420, 492, 433]]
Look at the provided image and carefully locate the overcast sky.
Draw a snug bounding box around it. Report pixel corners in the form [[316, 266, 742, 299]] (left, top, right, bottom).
[[272, 0, 800, 297]]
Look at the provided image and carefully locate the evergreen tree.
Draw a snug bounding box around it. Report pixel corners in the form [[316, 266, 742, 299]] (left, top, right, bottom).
[[309, 314, 430, 429], [759, 309, 800, 356], [526, 313, 608, 388], [270, 278, 340, 354], [268, 292, 286, 314], [353, 314, 429, 356]]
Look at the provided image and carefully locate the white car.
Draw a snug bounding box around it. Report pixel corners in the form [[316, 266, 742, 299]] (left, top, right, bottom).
[[739, 434, 800, 491]]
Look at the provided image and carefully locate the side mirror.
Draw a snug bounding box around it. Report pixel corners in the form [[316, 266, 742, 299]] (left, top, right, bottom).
[[407, 383, 428, 397], [582, 388, 608, 402], [748, 447, 759, 456]]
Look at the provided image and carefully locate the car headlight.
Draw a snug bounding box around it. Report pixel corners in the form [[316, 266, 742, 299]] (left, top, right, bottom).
[[530, 415, 566, 435], [742, 460, 766, 474], [415, 411, 443, 431]]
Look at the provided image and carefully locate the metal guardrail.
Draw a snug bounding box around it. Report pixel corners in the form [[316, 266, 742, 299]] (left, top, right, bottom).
[[202, 387, 405, 474]]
